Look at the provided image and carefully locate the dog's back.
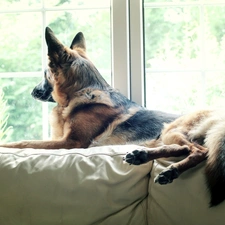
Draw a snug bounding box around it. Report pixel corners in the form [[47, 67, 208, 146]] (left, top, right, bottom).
[[111, 109, 179, 143]]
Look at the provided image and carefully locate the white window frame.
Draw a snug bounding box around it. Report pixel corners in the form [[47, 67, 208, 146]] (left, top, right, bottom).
[[111, 0, 130, 99], [111, 0, 145, 106]]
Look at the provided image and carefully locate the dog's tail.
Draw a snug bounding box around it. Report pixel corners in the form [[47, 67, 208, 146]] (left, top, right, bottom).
[[205, 123, 225, 206]]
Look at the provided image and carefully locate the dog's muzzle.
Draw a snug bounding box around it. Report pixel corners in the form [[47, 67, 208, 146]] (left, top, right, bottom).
[[31, 79, 55, 103]]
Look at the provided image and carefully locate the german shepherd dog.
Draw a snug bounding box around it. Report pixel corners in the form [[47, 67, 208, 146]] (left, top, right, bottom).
[[0, 27, 178, 148], [0, 27, 224, 206]]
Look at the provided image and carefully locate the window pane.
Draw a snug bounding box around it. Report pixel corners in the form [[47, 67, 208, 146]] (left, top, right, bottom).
[[145, 72, 225, 113], [0, 13, 42, 72], [205, 72, 225, 107], [145, 72, 204, 114], [0, 0, 41, 10], [144, 2, 225, 113], [144, 0, 225, 3], [45, 0, 110, 8], [144, 6, 201, 70], [145, 0, 198, 2], [204, 6, 225, 70], [0, 77, 43, 141]]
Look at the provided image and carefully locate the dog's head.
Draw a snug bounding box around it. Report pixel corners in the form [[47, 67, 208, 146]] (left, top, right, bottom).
[[31, 27, 109, 106]]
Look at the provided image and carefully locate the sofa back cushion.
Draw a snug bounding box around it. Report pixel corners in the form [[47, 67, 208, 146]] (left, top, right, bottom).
[[0, 145, 151, 225], [148, 158, 225, 225]]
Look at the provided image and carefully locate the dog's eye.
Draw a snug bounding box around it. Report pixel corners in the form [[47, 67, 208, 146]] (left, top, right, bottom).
[[46, 70, 52, 81]]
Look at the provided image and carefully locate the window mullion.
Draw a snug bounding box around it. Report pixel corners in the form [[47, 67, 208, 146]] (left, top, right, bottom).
[[41, 5, 49, 139], [129, 0, 145, 106], [111, 0, 130, 98]]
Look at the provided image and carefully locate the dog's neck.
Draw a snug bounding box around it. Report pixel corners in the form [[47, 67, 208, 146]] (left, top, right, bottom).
[[65, 68, 110, 101]]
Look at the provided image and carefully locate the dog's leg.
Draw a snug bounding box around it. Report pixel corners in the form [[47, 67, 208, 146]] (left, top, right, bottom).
[[124, 143, 207, 184], [125, 129, 208, 184], [124, 132, 191, 165], [154, 143, 208, 184], [124, 144, 190, 165], [0, 139, 84, 149], [124, 144, 190, 184], [150, 130, 208, 184]]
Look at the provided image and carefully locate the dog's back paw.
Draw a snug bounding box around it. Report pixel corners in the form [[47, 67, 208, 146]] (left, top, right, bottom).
[[154, 166, 179, 185]]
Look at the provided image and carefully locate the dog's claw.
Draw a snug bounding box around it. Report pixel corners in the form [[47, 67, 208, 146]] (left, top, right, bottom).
[[154, 167, 179, 185]]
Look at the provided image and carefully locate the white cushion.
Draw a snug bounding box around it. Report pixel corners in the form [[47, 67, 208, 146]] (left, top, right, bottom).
[[0, 145, 151, 225], [148, 158, 225, 225]]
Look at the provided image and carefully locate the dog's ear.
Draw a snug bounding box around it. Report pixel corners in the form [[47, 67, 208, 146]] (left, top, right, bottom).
[[45, 27, 64, 57], [70, 32, 86, 51]]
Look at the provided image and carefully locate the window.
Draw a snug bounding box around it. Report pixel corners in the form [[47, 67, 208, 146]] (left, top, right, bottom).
[[1, 0, 225, 142], [144, 0, 225, 113]]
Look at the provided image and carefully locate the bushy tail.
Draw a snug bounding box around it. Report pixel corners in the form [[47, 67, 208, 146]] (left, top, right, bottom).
[[205, 124, 225, 207]]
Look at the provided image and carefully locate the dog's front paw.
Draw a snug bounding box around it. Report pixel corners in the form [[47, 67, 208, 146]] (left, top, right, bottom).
[[154, 167, 179, 185], [124, 149, 149, 165]]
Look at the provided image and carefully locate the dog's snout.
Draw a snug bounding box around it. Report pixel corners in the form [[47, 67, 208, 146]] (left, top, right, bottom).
[[31, 87, 43, 98], [31, 79, 55, 103]]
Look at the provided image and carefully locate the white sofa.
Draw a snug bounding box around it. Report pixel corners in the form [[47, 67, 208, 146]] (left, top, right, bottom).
[[0, 145, 224, 225]]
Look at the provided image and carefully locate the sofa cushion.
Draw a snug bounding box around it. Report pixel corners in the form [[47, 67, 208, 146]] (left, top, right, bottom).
[[148, 158, 225, 225], [0, 145, 151, 225]]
